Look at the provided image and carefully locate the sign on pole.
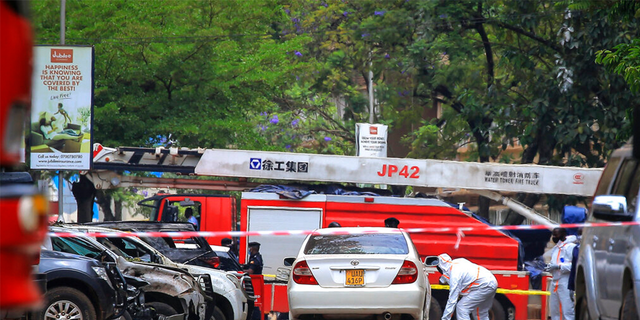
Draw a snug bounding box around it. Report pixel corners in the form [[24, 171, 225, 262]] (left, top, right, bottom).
[[30, 45, 94, 170], [355, 123, 388, 157]]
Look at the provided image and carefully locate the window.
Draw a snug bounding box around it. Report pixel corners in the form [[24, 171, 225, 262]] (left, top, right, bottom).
[[304, 234, 409, 255], [595, 156, 623, 196]]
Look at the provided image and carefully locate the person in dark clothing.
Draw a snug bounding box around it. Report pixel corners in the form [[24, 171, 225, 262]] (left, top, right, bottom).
[[328, 221, 341, 228], [568, 229, 582, 292], [384, 217, 400, 228], [244, 241, 263, 275]]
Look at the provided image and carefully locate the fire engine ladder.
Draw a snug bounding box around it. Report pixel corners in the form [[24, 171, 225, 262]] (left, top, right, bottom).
[[89, 144, 603, 226]]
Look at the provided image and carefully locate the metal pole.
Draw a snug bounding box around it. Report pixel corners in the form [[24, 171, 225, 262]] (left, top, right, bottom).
[[60, 0, 66, 45], [368, 60, 374, 124], [57, 0, 66, 222]]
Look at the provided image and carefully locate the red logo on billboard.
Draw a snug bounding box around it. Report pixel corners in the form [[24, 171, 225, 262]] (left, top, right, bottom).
[[369, 126, 378, 135], [573, 173, 584, 185], [51, 49, 73, 63]]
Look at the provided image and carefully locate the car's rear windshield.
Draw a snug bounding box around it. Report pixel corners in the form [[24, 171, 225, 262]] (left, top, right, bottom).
[[303, 233, 409, 255]]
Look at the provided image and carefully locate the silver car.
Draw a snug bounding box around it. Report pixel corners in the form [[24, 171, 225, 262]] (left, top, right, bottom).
[[287, 227, 432, 320], [576, 141, 640, 320]]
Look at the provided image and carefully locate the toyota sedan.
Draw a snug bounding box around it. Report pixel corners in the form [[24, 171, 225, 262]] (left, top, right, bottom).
[[287, 227, 432, 320]]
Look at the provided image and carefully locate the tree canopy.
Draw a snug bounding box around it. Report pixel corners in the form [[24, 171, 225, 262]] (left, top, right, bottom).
[[31, 0, 639, 223]]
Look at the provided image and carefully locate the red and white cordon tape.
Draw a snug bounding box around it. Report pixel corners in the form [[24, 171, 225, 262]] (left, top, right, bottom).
[[50, 220, 640, 249]]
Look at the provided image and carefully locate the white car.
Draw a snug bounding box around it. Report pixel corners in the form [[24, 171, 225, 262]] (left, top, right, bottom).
[[287, 227, 432, 320]]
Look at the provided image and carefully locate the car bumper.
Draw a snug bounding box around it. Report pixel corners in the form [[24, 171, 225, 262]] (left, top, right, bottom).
[[288, 284, 425, 319]]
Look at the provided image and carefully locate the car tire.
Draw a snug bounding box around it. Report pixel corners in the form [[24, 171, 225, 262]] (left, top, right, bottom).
[[488, 299, 505, 320], [212, 306, 226, 320], [428, 298, 442, 320], [147, 301, 177, 317], [621, 289, 639, 320], [577, 296, 591, 320], [33, 287, 97, 320]]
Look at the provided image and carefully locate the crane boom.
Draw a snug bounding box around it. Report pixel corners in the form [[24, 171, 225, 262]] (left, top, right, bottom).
[[91, 144, 602, 196]]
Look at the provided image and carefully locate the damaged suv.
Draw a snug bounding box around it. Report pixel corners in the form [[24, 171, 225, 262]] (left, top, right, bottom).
[[46, 227, 215, 320], [61, 224, 250, 320]]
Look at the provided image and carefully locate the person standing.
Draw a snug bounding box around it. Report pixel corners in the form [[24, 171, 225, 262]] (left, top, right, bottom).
[[185, 208, 198, 230], [435, 253, 498, 320], [545, 228, 577, 320], [244, 242, 263, 275]]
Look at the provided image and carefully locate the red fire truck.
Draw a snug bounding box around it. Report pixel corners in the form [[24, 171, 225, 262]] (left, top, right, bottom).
[[90, 145, 604, 320], [0, 0, 49, 311]]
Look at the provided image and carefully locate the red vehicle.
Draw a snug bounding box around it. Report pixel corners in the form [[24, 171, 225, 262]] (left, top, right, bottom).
[[147, 192, 545, 320], [0, 0, 49, 311]]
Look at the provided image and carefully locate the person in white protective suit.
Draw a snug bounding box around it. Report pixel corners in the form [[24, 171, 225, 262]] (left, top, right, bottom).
[[436, 253, 498, 320], [545, 228, 577, 320]]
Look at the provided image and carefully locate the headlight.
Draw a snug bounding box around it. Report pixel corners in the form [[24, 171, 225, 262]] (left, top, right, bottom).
[[92, 266, 113, 287], [18, 194, 48, 233]]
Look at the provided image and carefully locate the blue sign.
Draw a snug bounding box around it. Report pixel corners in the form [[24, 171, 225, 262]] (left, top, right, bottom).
[[250, 158, 262, 170]]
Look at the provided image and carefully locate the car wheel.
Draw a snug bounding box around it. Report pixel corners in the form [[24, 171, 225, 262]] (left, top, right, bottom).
[[577, 296, 591, 320], [212, 306, 226, 320], [488, 299, 505, 320], [33, 287, 97, 320], [428, 298, 442, 320], [147, 302, 177, 317], [621, 289, 639, 320]]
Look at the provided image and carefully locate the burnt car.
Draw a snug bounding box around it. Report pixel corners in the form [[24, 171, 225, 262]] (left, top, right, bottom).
[[60, 223, 250, 320], [85, 222, 256, 318], [46, 227, 215, 320]]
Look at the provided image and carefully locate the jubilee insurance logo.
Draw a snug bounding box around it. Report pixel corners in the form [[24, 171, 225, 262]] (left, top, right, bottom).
[[51, 49, 73, 63]]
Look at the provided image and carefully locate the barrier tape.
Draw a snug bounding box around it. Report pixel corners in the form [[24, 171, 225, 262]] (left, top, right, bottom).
[[430, 284, 550, 296], [49, 220, 640, 239]]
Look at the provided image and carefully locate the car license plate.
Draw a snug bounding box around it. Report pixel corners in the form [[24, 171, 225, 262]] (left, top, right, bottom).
[[345, 269, 364, 286]]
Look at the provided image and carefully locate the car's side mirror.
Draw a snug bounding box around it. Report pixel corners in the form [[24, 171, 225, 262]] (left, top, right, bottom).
[[423, 256, 439, 266], [283, 257, 296, 266], [592, 195, 633, 222]]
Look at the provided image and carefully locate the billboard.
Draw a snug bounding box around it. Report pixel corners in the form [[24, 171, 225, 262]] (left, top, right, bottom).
[[30, 46, 93, 170], [355, 123, 388, 157]]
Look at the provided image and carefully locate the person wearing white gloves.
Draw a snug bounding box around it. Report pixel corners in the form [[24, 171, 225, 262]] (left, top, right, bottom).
[[436, 253, 498, 320], [545, 228, 577, 320]]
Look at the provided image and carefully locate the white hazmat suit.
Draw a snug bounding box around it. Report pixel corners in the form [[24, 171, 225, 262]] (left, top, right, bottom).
[[437, 253, 498, 320], [547, 235, 577, 320]]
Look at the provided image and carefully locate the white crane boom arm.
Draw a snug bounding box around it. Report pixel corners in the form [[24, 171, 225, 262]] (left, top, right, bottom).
[[195, 149, 602, 196]]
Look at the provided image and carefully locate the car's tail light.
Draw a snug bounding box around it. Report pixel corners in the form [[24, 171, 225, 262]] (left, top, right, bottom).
[[392, 260, 418, 284], [292, 260, 318, 285], [199, 256, 220, 268]]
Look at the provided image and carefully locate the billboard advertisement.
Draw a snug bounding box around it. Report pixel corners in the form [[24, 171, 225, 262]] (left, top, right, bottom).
[[30, 46, 93, 170]]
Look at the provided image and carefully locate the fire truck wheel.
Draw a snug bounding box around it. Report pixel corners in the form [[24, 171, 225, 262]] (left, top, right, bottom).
[[147, 302, 177, 317], [621, 289, 638, 320], [488, 299, 505, 320], [33, 287, 96, 320]]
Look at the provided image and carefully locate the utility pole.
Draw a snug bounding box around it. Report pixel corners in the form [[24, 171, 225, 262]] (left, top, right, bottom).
[[368, 55, 374, 123], [57, 0, 66, 222]]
